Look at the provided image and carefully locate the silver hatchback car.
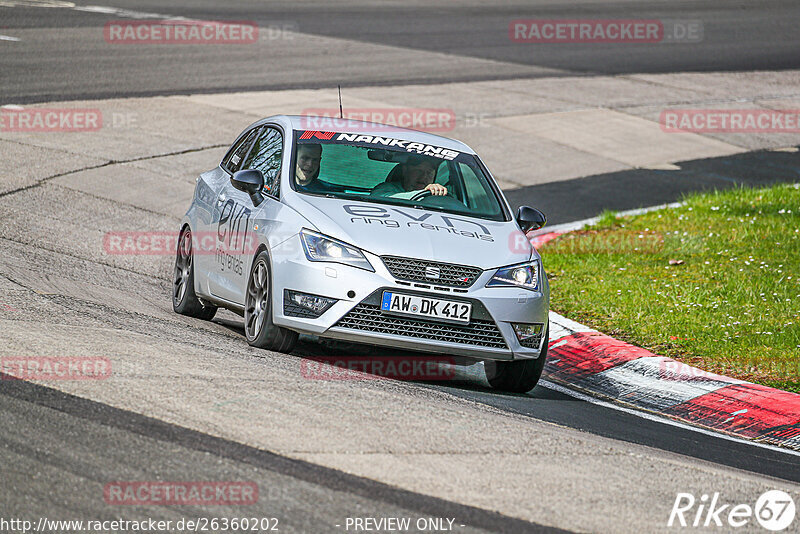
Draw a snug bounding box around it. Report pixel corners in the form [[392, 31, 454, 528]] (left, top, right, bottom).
[[173, 116, 550, 392]]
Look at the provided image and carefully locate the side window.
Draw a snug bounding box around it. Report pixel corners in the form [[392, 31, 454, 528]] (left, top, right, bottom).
[[242, 127, 283, 196], [221, 127, 260, 174], [460, 163, 495, 213], [435, 161, 466, 202], [435, 161, 450, 186]]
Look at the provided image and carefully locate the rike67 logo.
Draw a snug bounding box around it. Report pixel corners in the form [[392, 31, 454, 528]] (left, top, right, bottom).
[[669, 490, 796, 531]]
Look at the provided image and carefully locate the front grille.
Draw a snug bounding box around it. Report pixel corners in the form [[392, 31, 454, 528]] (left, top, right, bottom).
[[284, 300, 319, 318], [381, 256, 483, 288], [518, 332, 544, 349], [334, 303, 507, 349]]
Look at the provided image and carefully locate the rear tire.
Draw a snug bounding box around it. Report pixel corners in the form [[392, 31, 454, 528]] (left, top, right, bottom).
[[172, 226, 217, 320], [485, 327, 549, 393], [244, 251, 298, 353]]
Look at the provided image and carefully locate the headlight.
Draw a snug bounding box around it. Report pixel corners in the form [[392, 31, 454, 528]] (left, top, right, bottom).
[[300, 229, 374, 272], [486, 260, 540, 291]]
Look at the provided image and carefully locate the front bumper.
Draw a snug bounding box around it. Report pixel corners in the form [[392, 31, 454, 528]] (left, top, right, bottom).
[[270, 236, 549, 361]]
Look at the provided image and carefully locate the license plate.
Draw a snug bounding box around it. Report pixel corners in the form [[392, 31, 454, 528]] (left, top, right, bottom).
[[380, 291, 471, 324]]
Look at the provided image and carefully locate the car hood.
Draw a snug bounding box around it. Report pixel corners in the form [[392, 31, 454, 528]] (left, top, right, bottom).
[[287, 194, 536, 269]]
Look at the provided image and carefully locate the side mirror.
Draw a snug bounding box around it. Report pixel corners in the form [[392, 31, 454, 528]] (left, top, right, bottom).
[[516, 206, 547, 233], [231, 169, 265, 206]]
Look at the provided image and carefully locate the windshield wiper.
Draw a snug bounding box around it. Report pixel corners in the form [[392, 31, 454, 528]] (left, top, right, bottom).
[[316, 192, 492, 220], [410, 203, 461, 215], [322, 192, 365, 201]]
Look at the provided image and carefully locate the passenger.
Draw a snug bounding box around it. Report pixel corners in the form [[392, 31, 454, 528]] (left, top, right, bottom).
[[371, 155, 447, 197]]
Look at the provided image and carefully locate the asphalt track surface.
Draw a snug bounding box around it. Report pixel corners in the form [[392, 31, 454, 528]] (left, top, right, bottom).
[[2, 0, 800, 103], [0, 377, 558, 534], [2, 1, 800, 532], [506, 148, 800, 225]]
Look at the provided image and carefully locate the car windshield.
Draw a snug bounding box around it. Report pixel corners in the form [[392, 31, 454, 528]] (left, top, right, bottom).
[[290, 131, 507, 221]]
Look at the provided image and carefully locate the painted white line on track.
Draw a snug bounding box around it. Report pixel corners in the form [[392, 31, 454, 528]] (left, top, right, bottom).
[[72, 5, 191, 21], [0, 35, 21, 41], [4, 1, 216, 24], [0, 2, 197, 22], [539, 379, 800, 458], [0, 1, 74, 7]]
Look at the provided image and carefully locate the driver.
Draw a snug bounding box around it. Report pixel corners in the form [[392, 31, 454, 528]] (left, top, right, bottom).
[[295, 143, 333, 193], [370, 155, 447, 197]]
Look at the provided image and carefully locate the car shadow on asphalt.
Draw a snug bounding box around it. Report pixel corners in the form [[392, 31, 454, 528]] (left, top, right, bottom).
[[212, 314, 564, 399], [504, 145, 800, 225]]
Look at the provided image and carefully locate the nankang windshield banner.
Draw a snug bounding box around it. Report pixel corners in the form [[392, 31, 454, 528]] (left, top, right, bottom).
[[296, 130, 463, 161]]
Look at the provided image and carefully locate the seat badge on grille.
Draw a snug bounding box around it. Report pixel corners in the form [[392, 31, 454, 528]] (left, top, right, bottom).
[[424, 266, 441, 279]]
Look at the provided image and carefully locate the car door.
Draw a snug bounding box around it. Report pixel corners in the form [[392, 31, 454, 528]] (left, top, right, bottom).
[[208, 125, 285, 305], [201, 126, 261, 302]]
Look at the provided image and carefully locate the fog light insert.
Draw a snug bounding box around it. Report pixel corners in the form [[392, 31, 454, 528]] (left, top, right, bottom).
[[512, 322, 545, 349], [284, 290, 337, 318]]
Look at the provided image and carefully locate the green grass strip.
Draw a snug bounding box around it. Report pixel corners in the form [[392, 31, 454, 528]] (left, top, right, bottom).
[[542, 183, 800, 392]]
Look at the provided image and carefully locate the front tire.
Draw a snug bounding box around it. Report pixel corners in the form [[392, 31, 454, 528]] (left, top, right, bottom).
[[173, 226, 217, 320], [244, 251, 298, 353], [485, 327, 549, 393]]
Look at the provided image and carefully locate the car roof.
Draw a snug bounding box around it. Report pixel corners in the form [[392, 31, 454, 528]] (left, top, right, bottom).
[[266, 115, 476, 155]]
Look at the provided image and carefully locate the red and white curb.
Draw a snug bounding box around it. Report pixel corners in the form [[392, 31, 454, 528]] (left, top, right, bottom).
[[533, 205, 800, 452], [545, 313, 800, 452]]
